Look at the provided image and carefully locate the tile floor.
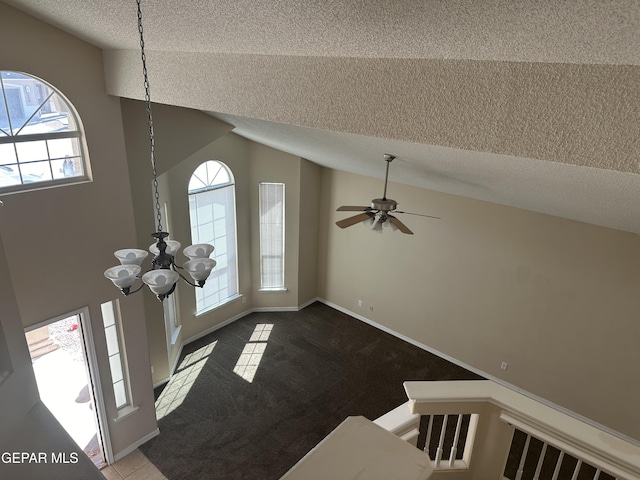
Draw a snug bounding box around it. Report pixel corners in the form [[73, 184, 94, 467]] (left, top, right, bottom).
[[100, 449, 167, 480]]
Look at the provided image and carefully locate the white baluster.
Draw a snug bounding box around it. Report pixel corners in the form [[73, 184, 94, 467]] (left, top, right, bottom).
[[423, 415, 434, 458], [570, 459, 582, 480], [449, 414, 463, 467], [533, 442, 548, 480], [551, 451, 565, 480], [593, 469, 601, 480], [434, 414, 448, 467], [515, 434, 531, 480]]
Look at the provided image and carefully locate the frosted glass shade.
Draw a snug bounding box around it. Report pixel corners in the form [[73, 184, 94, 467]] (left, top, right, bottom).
[[114, 249, 149, 266], [104, 265, 141, 288], [183, 243, 214, 260], [141, 270, 179, 295], [149, 240, 181, 256], [183, 258, 217, 281]]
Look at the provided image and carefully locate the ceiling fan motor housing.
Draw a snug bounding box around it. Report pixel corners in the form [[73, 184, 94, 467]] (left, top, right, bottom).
[[371, 198, 397, 212]]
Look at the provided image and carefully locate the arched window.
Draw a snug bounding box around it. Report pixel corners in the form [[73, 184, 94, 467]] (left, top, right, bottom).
[[188, 161, 238, 313], [0, 71, 89, 193]]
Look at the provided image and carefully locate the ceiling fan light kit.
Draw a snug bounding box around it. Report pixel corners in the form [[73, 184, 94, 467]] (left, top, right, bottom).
[[336, 154, 440, 235]]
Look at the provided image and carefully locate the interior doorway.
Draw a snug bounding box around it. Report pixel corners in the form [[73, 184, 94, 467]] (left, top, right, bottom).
[[25, 311, 106, 469]]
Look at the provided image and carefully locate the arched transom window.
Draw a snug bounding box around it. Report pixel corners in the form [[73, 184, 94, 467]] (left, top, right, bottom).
[[0, 71, 89, 193], [188, 160, 238, 313]]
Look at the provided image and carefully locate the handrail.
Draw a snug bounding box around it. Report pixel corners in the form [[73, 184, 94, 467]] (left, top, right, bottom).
[[404, 381, 640, 479]]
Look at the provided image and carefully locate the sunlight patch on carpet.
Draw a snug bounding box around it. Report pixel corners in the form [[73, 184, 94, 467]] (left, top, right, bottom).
[[233, 324, 272, 382], [155, 341, 217, 420]]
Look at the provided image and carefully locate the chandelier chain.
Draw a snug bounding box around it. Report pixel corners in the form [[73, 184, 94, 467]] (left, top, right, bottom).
[[136, 0, 163, 233]]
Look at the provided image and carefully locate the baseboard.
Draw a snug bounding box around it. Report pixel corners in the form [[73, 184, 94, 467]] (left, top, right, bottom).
[[298, 297, 320, 310], [316, 297, 640, 449], [252, 306, 300, 312], [112, 428, 160, 464]]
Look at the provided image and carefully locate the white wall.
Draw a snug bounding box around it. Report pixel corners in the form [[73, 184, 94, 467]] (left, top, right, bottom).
[[319, 168, 640, 442]]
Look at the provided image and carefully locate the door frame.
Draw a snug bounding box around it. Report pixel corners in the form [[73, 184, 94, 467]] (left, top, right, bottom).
[[25, 306, 114, 464]]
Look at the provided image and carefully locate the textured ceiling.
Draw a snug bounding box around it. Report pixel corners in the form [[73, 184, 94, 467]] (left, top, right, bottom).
[[5, 0, 640, 64], [5, 0, 640, 232]]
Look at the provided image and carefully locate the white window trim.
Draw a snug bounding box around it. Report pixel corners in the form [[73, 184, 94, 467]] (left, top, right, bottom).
[[258, 182, 286, 290], [0, 71, 91, 195], [194, 293, 244, 317], [101, 299, 135, 413], [188, 160, 240, 314]]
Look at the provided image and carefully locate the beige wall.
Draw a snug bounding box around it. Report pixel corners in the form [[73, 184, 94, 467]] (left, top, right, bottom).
[[0, 233, 39, 448], [0, 2, 157, 460], [297, 159, 321, 306], [319, 168, 640, 441]]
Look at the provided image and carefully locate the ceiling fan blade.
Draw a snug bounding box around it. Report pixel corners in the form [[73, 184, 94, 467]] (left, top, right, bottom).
[[394, 210, 441, 220], [388, 215, 414, 235], [337, 206, 370, 211], [336, 212, 374, 229]]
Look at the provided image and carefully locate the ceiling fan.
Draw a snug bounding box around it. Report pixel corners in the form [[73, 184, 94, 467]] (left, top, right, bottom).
[[336, 154, 440, 235]]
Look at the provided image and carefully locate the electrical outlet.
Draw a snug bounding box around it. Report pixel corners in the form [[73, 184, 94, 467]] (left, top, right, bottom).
[[369, 305, 374, 312], [501, 362, 508, 371], [357, 300, 363, 307]]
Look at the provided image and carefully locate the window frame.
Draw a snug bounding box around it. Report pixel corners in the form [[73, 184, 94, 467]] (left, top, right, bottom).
[[0, 71, 91, 195], [258, 182, 286, 291], [188, 160, 240, 314], [100, 299, 134, 414]]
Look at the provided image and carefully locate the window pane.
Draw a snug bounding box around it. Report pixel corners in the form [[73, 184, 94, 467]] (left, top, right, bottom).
[[15, 140, 47, 162], [113, 380, 127, 409], [19, 161, 52, 183], [51, 156, 82, 179], [101, 302, 116, 327], [0, 165, 21, 187], [109, 354, 124, 383], [0, 144, 16, 164], [104, 324, 119, 356], [47, 137, 80, 160]]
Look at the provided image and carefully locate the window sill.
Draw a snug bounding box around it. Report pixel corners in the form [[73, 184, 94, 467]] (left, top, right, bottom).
[[113, 404, 139, 423], [259, 287, 288, 293], [195, 293, 244, 317]]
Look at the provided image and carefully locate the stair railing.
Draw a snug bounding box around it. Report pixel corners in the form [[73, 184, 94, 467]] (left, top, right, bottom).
[[394, 380, 640, 480]]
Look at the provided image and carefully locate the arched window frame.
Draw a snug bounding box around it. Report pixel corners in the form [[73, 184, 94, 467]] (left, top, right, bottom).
[[0, 71, 90, 194], [188, 160, 240, 314]]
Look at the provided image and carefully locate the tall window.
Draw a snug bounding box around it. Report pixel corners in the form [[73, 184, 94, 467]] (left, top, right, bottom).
[[188, 161, 238, 313], [259, 182, 285, 290], [101, 300, 132, 410], [0, 71, 89, 194]]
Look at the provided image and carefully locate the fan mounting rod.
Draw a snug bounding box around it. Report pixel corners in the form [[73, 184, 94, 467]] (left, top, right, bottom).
[[372, 154, 397, 211]]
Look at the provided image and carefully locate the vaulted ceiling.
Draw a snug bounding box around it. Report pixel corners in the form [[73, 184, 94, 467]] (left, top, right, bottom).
[[5, 0, 640, 232]]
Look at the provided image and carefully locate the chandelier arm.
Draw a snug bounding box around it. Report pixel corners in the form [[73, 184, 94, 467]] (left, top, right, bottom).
[[121, 281, 146, 297], [173, 268, 205, 288], [136, 0, 163, 233]]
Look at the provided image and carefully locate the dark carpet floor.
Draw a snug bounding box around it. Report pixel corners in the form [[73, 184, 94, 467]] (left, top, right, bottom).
[[139, 301, 483, 480]]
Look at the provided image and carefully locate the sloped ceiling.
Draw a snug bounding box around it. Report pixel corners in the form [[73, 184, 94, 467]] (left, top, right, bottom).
[[5, 0, 640, 232]]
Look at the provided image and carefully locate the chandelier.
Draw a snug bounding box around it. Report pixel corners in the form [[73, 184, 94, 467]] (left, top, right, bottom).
[[104, 0, 215, 301]]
